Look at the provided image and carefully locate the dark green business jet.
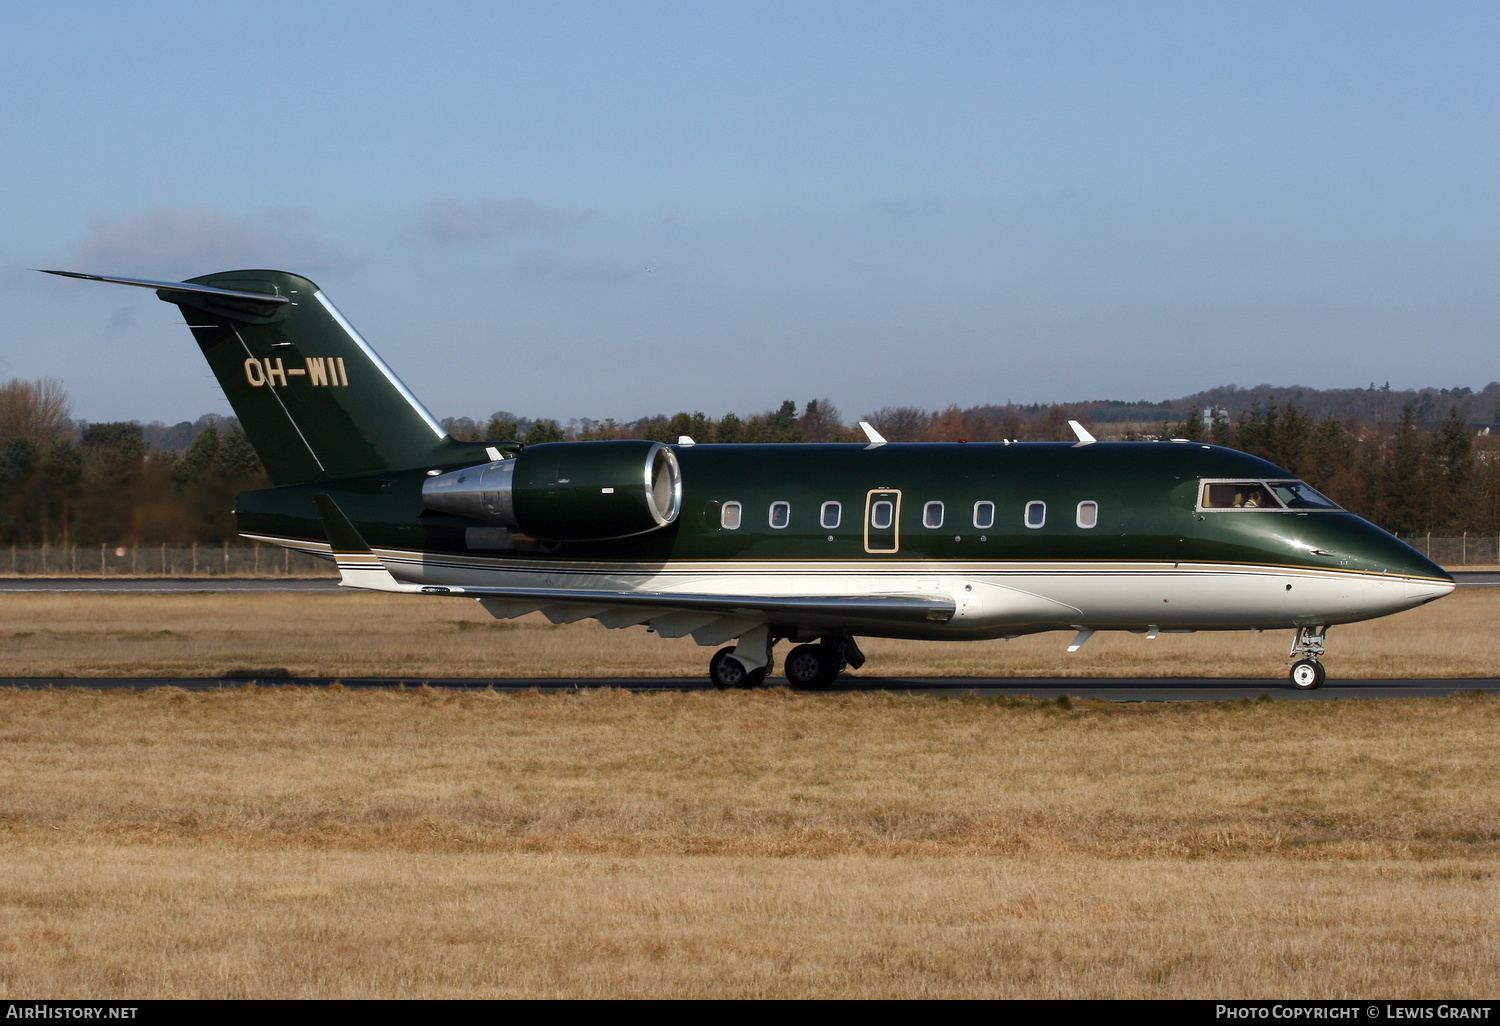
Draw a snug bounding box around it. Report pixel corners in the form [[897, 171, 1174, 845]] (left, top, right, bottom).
[[45, 269, 1453, 690]]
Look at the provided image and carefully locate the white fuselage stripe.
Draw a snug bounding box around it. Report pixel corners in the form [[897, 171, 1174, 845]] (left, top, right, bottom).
[[242, 532, 1451, 632]]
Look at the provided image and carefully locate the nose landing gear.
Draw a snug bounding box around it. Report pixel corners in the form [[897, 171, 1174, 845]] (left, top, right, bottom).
[[1287, 625, 1328, 690]]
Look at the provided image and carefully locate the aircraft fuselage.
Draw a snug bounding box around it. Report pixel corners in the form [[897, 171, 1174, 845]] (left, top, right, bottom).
[[235, 439, 1452, 642]]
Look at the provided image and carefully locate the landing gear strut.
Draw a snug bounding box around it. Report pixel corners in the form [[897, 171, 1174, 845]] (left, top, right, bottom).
[[1287, 626, 1328, 690]]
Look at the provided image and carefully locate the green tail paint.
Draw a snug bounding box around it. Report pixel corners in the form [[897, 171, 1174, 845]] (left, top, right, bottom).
[[158, 269, 486, 485]]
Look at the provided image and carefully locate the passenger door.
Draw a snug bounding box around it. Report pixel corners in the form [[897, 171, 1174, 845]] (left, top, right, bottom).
[[864, 489, 901, 554]]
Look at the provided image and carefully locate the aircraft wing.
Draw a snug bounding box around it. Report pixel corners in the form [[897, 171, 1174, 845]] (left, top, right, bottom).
[[460, 586, 954, 645], [311, 493, 953, 646]]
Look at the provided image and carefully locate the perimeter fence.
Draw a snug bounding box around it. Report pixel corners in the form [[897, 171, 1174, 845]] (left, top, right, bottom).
[[1397, 534, 1500, 567], [0, 543, 333, 577], [0, 535, 1492, 577]]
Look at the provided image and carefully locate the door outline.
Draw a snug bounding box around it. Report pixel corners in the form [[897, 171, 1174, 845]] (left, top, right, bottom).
[[864, 489, 902, 554]]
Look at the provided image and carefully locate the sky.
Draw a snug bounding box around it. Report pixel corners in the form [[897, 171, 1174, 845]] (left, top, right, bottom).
[[1, 1, 1496, 426]]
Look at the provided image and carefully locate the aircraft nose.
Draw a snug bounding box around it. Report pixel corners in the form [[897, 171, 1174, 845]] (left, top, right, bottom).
[[1366, 532, 1455, 610], [1376, 535, 1452, 584], [1310, 514, 1454, 586]]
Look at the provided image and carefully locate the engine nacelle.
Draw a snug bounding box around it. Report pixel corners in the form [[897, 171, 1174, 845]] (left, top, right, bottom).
[[422, 440, 682, 541]]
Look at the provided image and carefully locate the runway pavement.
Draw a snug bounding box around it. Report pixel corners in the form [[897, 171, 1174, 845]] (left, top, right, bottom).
[[2, 675, 1496, 701]]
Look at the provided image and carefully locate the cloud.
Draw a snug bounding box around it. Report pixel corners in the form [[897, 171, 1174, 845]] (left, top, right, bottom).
[[1021, 188, 1077, 214], [869, 197, 944, 220], [420, 199, 589, 245], [421, 199, 586, 245], [58, 206, 358, 279], [514, 251, 642, 284]]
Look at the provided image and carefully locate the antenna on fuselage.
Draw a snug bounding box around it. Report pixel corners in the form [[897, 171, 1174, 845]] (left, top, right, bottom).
[[1068, 420, 1096, 445], [858, 421, 887, 448]]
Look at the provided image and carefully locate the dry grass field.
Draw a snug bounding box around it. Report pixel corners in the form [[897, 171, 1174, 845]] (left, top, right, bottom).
[[0, 586, 1496, 679], [0, 687, 1496, 998], [1, 589, 1497, 998]]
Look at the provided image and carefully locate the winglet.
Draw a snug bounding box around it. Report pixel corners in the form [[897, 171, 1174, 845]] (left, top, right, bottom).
[[311, 494, 415, 593], [858, 421, 887, 447], [1068, 420, 1096, 444]]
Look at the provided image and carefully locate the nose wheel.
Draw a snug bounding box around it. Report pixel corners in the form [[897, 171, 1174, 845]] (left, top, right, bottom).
[[1289, 658, 1326, 690], [1287, 626, 1329, 690]]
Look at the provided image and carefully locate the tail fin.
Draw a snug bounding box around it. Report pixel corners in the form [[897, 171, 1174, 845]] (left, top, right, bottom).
[[43, 269, 484, 484]]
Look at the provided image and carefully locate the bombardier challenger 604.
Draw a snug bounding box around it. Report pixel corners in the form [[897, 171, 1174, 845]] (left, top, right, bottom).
[[45, 269, 1453, 689]]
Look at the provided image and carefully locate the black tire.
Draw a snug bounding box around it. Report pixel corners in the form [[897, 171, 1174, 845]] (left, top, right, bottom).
[[1289, 658, 1326, 690], [784, 643, 838, 690], [710, 646, 765, 689]]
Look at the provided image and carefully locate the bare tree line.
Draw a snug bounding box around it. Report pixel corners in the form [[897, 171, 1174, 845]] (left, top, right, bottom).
[[2, 377, 1498, 546]]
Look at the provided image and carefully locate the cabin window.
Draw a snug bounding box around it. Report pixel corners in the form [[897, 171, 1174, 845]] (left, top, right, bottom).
[[1024, 501, 1046, 529], [721, 502, 742, 530], [769, 501, 791, 529], [871, 500, 894, 530], [820, 501, 841, 529], [1076, 501, 1098, 529], [923, 501, 944, 529], [973, 501, 995, 530]]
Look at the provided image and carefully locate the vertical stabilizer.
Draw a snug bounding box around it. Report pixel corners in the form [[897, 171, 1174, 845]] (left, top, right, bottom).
[[43, 269, 481, 484], [168, 270, 466, 483]]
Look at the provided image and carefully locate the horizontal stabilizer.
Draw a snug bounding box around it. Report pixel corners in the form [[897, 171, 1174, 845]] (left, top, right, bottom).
[[39, 269, 291, 308]]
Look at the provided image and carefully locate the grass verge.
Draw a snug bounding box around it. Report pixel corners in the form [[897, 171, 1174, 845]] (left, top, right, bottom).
[[0, 688, 1496, 997]]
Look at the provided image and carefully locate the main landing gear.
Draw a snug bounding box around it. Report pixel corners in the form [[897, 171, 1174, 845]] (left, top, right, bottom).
[[709, 646, 767, 689], [1287, 625, 1329, 690], [709, 633, 865, 690], [783, 641, 844, 690]]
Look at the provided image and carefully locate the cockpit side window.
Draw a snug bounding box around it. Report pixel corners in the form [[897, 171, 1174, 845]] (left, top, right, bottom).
[[1198, 479, 1341, 512], [1199, 481, 1282, 510]]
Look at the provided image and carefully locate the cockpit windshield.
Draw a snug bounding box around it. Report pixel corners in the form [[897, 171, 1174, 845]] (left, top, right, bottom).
[[1198, 479, 1341, 512], [1266, 480, 1341, 510]]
